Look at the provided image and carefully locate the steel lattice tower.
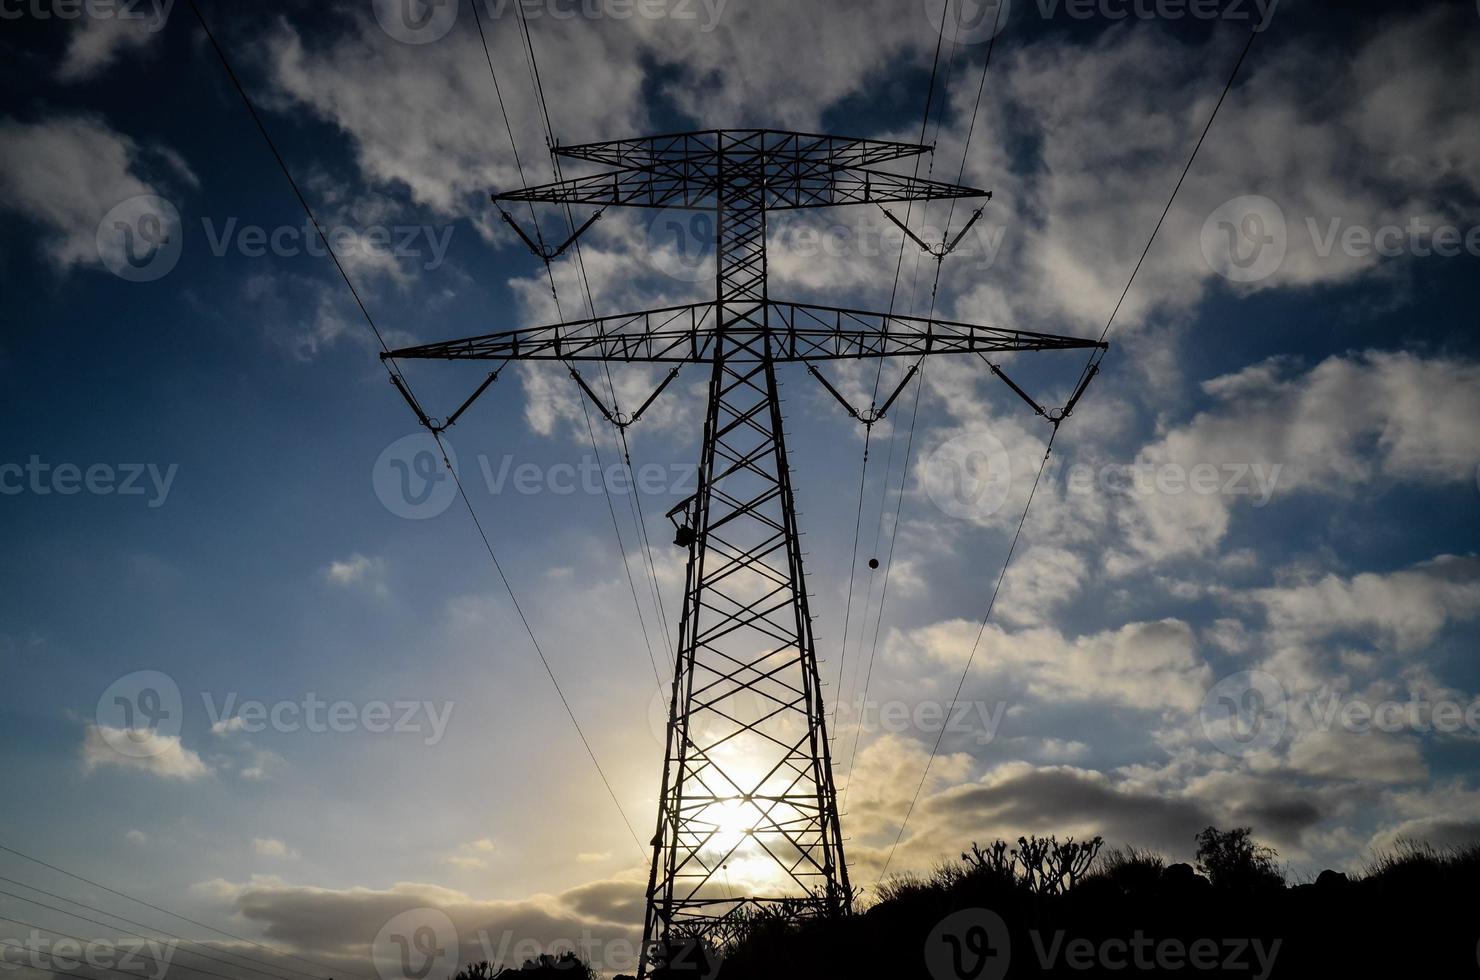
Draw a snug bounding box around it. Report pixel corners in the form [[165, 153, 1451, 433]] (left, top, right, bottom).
[[383, 129, 1105, 973]]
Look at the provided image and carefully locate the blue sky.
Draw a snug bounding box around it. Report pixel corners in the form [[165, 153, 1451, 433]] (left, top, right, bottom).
[[2, 0, 1479, 974]]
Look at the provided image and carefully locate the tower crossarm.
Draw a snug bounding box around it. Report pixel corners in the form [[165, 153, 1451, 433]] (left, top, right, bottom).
[[764, 302, 1106, 358], [382, 301, 1105, 365], [491, 165, 988, 212], [553, 129, 932, 171]]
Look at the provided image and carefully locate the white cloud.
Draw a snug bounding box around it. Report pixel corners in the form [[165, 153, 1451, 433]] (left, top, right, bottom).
[[264, 14, 646, 225], [443, 837, 498, 871], [940, 7, 1480, 339], [1285, 728, 1426, 785], [0, 115, 180, 273], [57, 15, 162, 82], [1242, 554, 1480, 654], [997, 545, 1086, 626], [1113, 352, 1480, 563], [324, 554, 390, 596], [82, 725, 211, 780], [241, 748, 287, 781], [252, 838, 301, 860], [212, 716, 246, 736], [897, 617, 1213, 713]]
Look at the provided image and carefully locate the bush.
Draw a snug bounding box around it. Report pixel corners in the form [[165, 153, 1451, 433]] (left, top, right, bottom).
[[1193, 825, 1284, 894], [452, 954, 595, 980]]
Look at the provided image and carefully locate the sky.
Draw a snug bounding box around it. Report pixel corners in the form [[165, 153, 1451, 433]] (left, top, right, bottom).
[[2, 0, 1479, 975]]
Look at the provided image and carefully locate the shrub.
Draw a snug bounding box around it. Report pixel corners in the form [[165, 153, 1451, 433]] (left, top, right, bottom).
[[1194, 826, 1284, 893]]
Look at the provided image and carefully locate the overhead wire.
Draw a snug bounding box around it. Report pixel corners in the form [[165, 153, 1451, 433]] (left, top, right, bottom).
[[1072, 24, 1262, 388], [466, 0, 671, 686], [830, 0, 954, 751], [491, 0, 677, 680], [0, 916, 270, 980], [876, 19, 1264, 880], [876, 426, 1058, 883], [187, 0, 646, 860], [0, 879, 303, 980], [840, 0, 986, 799], [0, 843, 348, 980]]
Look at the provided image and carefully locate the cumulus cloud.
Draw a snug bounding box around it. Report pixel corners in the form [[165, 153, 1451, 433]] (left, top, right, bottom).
[[0, 115, 184, 273], [843, 749, 1220, 879], [57, 14, 163, 82], [1110, 351, 1480, 563], [896, 617, 1212, 713], [263, 14, 646, 227], [253, 838, 301, 860], [444, 838, 497, 871], [937, 6, 1480, 338], [1242, 554, 1480, 654], [82, 725, 211, 780], [1285, 728, 1427, 785], [324, 554, 390, 596], [195, 873, 649, 977]]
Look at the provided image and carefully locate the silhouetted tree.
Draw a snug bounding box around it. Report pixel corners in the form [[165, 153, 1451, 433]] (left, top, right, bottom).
[[1194, 825, 1284, 894], [1002, 835, 1105, 895], [452, 953, 595, 980]]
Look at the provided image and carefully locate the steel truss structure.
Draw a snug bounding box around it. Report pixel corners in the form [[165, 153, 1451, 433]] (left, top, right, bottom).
[[383, 129, 1106, 975]]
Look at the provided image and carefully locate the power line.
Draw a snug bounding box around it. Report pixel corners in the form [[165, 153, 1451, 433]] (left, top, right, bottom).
[[0, 879, 302, 980], [500, 0, 679, 673], [1074, 23, 1262, 388], [187, 0, 645, 861], [874, 20, 1262, 880], [0, 943, 169, 980], [830, 424, 872, 735], [433, 435, 649, 859], [0, 915, 266, 980], [466, 0, 673, 687], [940, 0, 1008, 236], [0, 844, 347, 980], [876, 426, 1059, 882], [839, 363, 928, 816], [842, 2, 1003, 803], [834, 0, 954, 740], [0, 939, 174, 980]]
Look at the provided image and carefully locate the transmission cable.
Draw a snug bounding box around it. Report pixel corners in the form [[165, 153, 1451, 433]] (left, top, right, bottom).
[[840, 7, 992, 794], [187, 0, 646, 861], [876, 426, 1059, 882], [487, 0, 676, 680], [831, 0, 953, 741], [876, 21, 1263, 879], [0, 879, 302, 980], [0, 916, 271, 980], [0, 843, 349, 980], [1070, 24, 1262, 394]]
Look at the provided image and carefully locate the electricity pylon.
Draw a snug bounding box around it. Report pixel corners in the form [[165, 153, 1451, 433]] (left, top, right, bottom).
[[383, 129, 1105, 973]]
